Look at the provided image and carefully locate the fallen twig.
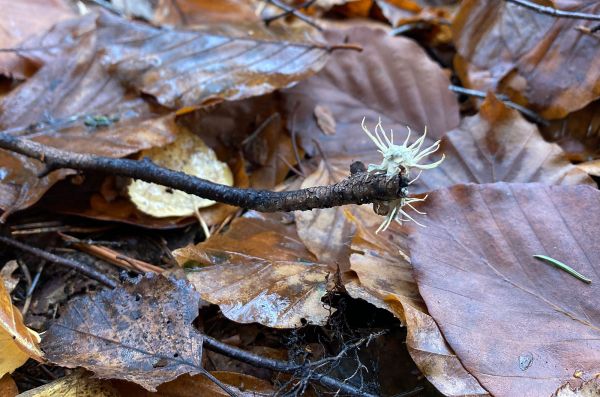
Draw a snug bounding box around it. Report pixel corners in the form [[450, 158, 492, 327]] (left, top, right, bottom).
[[0, 235, 117, 288], [0, 133, 406, 214], [203, 334, 383, 396], [449, 85, 548, 126], [263, 0, 322, 30], [505, 0, 600, 22], [60, 233, 164, 274]]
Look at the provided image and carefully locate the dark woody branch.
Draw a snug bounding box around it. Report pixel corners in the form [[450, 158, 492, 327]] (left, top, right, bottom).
[[0, 133, 406, 213]]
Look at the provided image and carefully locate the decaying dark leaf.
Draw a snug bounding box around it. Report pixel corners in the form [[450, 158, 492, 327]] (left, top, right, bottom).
[[412, 93, 594, 193], [175, 211, 333, 328], [42, 274, 205, 391], [410, 183, 600, 396], [453, 0, 600, 119], [283, 26, 459, 160]]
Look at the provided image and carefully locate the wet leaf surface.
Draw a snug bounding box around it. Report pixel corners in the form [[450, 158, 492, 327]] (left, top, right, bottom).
[[412, 94, 594, 193], [0, 275, 43, 377], [410, 183, 600, 396], [0, 13, 178, 217], [283, 26, 459, 159], [102, 14, 330, 109], [453, 0, 600, 119], [42, 274, 205, 391], [176, 211, 333, 328], [0, 0, 75, 78]]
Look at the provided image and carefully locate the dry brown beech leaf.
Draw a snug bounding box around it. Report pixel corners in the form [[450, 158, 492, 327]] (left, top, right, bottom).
[[42, 274, 205, 392], [18, 371, 120, 397], [294, 161, 355, 267], [175, 211, 333, 328], [453, 0, 600, 119], [343, 208, 489, 396], [111, 371, 275, 397], [411, 93, 594, 193], [410, 183, 600, 396], [0, 13, 178, 218], [553, 377, 600, 397], [111, 0, 259, 25], [0, 374, 17, 397], [0, 0, 75, 78], [0, 275, 43, 377], [101, 14, 330, 109], [282, 26, 459, 160]]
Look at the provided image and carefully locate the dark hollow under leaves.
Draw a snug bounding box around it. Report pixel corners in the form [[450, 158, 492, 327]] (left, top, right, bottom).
[[41, 273, 205, 391]]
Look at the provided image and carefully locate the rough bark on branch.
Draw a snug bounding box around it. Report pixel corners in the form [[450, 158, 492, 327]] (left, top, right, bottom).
[[0, 133, 406, 213]]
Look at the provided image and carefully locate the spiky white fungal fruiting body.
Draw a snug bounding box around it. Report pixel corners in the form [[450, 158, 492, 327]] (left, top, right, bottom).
[[361, 117, 444, 233]]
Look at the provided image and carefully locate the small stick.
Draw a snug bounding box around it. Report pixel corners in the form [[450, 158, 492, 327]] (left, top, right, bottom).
[[505, 0, 600, 22], [263, 0, 317, 25], [0, 132, 405, 214], [533, 254, 592, 284], [449, 85, 548, 126], [0, 236, 117, 288], [264, 0, 322, 30]]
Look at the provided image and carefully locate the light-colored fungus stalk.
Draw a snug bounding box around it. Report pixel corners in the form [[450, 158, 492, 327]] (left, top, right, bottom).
[[361, 117, 444, 232]]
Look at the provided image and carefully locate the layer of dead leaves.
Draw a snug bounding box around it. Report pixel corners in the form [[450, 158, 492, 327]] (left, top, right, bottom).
[[2, 0, 600, 396]]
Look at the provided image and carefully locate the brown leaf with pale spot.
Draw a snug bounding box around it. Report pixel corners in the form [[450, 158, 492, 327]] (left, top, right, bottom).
[[411, 93, 594, 193], [453, 0, 600, 119], [410, 183, 600, 396], [176, 211, 332, 328], [42, 274, 205, 391]]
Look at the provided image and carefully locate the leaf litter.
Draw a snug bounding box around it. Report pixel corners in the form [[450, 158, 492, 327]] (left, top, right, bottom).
[[1, 1, 600, 396]]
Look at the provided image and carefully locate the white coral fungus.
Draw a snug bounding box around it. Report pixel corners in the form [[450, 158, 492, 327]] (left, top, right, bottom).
[[361, 117, 444, 233]]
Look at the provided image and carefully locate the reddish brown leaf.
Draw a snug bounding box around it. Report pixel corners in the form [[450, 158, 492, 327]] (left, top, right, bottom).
[[344, 208, 489, 396], [175, 211, 333, 328], [453, 0, 600, 119], [283, 26, 459, 160], [0, 0, 75, 78], [0, 374, 17, 397], [42, 274, 205, 391], [412, 94, 594, 193], [410, 183, 600, 396]]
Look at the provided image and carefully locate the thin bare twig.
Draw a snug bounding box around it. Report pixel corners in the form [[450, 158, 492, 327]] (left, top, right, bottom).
[[203, 334, 380, 396], [449, 85, 548, 126], [263, 0, 322, 30], [505, 0, 600, 21], [0, 236, 117, 288], [0, 133, 405, 214]]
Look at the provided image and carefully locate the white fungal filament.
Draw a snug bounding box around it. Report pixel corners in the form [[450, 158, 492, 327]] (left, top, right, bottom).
[[361, 117, 444, 232]]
